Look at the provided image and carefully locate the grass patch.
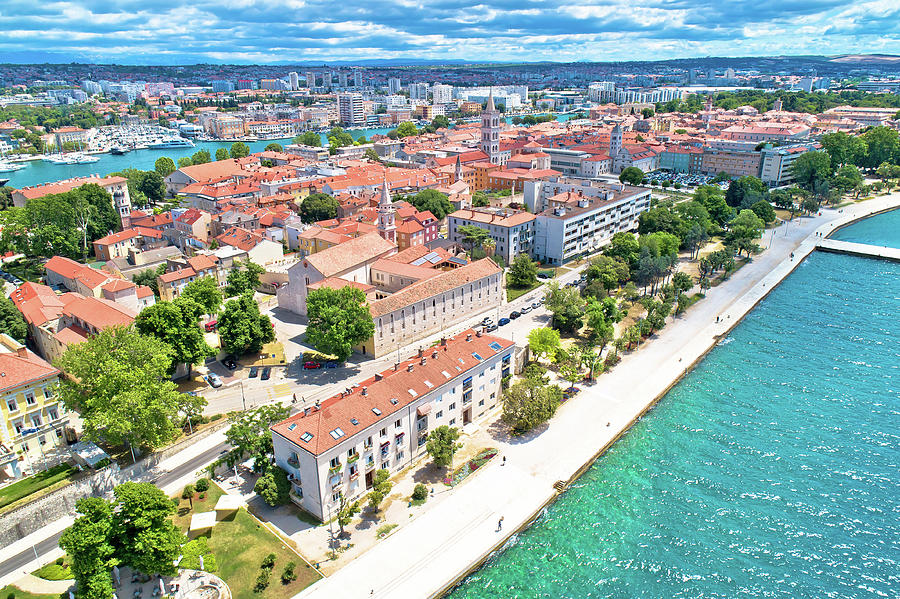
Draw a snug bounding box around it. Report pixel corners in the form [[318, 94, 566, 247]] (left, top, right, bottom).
[[506, 280, 541, 302], [375, 523, 398, 538], [0, 586, 65, 599], [32, 560, 72, 581], [206, 508, 321, 599], [171, 482, 225, 533], [0, 463, 78, 510], [443, 448, 498, 487]]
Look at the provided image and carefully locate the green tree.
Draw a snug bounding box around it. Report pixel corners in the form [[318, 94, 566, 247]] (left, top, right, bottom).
[[55, 327, 205, 454], [544, 282, 585, 333], [299, 192, 339, 223], [724, 176, 767, 208], [293, 131, 322, 147], [230, 142, 250, 158], [425, 425, 461, 468], [254, 467, 292, 506], [225, 403, 290, 466], [456, 224, 489, 250], [726, 209, 765, 257], [215, 148, 229, 161], [335, 492, 361, 536], [507, 254, 538, 288], [264, 142, 283, 152], [395, 121, 419, 138], [368, 468, 393, 511], [407, 188, 455, 219], [861, 126, 900, 168], [224, 259, 265, 297], [431, 115, 450, 129], [60, 498, 116, 599], [133, 264, 167, 297], [603, 232, 641, 267], [218, 292, 275, 356], [327, 127, 354, 150], [112, 482, 183, 575], [527, 327, 560, 361], [501, 376, 563, 435], [820, 131, 867, 167], [831, 164, 863, 193], [305, 286, 375, 361], [180, 276, 223, 316], [618, 166, 644, 185], [134, 298, 214, 376], [154, 156, 176, 177], [585, 255, 630, 291], [750, 199, 777, 224], [0, 295, 28, 342], [791, 151, 832, 191], [672, 272, 693, 294], [191, 149, 211, 165], [138, 171, 165, 204], [585, 299, 615, 346]]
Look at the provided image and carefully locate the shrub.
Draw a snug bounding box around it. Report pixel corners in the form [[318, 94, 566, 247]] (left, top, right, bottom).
[[254, 466, 291, 506], [55, 558, 64, 566], [412, 484, 428, 501], [254, 571, 270, 593], [261, 553, 276, 570], [8, 592, 15, 599], [195, 478, 210, 492], [182, 484, 195, 500], [198, 493, 205, 500], [281, 562, 297, 585]]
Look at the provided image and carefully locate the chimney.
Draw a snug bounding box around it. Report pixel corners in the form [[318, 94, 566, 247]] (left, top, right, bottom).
[[315, 400, 321, 410], [420, 357, 426, 366], [466, 334, 472, 342], [431, 350, 438, 360], [407, 364, 414, 372], [16, 346, 28, 358], [394, 363, 400, 371], [362, 387, 367, 396], [477, 330, 483, 337], [303, 407, 311, 416], [440, 337, 447, 346], [375, 373, 383, 381], [417, 348, 424, 358]]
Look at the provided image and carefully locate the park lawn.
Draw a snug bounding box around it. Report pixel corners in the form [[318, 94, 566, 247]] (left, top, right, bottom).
[[205, 508, 321, 599], [172, 482, 225, 533], [0, 463, 78, 511], [506, 280, 541, 302], [0, 586, 65, 599]]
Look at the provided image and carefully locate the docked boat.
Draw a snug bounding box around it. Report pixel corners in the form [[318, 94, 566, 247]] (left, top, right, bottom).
[[0, 160, 24, 172], [110, 146, 131, 155], [148, 138, 195, 149]]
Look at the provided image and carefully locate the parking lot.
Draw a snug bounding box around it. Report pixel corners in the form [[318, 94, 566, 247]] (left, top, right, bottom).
[[643, 170, 730, 190]]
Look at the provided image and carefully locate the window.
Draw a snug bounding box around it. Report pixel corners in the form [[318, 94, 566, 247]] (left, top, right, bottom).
[[449, 403, 456, 410], [349, 464, 358, 476], [395, 419, 402, 428], [48, 409, 59, 421], [43, 388, 53, 399], [478, 399, 485, 406], [25, 393, 36, 406], [348, 448, 358, 459], [300, 432, 313, 443], [332, 491, 341, 502], [449, 418, 456, 425], [329, 457, 341, 469], [39, 435, 46, 446], [329, 428, 345, 440], [55, 429, 63, 439], [6, 399, 17, 412], [31, 415, 42, 427], [380, 428, 387, 437], [14, 420, 23, 434], [396, 450, 404, 461], [364, 436, 373, 449], [435, 410, 443, 419]]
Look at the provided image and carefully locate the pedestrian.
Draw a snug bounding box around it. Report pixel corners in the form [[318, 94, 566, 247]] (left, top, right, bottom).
[[498, 517, 504, 531], [502, 456, 506, 466]]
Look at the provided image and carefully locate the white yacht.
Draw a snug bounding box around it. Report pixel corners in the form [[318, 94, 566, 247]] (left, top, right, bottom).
[[148, 138, 195, 149]]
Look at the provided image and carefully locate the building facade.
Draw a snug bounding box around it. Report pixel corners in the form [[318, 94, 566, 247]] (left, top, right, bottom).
[[446, 209, 536, 265], [270, 330, 514, 521]]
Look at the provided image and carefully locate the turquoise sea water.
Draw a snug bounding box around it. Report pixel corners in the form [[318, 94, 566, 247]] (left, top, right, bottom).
[[449, 249, 899, 598], [830, 208, 900, 249]]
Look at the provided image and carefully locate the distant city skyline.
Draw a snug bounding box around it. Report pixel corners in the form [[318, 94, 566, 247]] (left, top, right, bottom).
[[1, 0, 899, 65]]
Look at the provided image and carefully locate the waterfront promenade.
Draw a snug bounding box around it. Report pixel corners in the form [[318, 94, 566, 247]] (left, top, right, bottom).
[[294, 194, 900, 599], [816, 238, 900, 261]]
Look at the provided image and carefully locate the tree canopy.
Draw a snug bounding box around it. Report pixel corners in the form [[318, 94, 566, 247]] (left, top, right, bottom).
[[425, 425, 461, 468], [55, 326, 204, 451], [299, 192, 339, 224], [217, 292, 275, 356], [134, 296, 214, 376], [224, 259, 265, 297], [264, 142, 283, 152], [527, 327, 560, 361], [791, 151, 832, 192], [545, 282, 586, 333], [293, 131, 322, 147], [0, 295, 28, 342], [501, 369, 562, 435], [405, 188, 455, 219], [179, 276, 223, 316], [618, 166, 644, 185], [230, 142, 250, 158], [507, 254, 538, 288], [305, 286, 375, 361]]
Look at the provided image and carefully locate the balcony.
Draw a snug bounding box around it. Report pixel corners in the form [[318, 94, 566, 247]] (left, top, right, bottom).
[[347, 454, 360, 465], [328, 462, 343, 475], [349, 471, 359, 482], [365, 461, 376, 472], [289, 489, 304, 507], [287, 456, 300, 468]]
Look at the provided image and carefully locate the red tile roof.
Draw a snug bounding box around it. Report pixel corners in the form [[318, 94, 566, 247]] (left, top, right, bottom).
[[62, 296, 137, 329], [14, 176, 127, 201], [304, 232, 396, 278], [0, 346, 60, 392], [270, 329, 513, 455]]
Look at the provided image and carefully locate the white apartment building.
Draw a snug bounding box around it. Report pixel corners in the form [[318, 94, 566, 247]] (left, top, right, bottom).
[[409, 83, 428, 100], [431, 84, 453, 105], [532, 185, 652, 265], [289, 72, 299, 91], [758, 142, 820, 187], [271, 330, 514, 521], [338, 93, 365, 126], [388, 78, 402, 94], [447, 209, 536, 265]]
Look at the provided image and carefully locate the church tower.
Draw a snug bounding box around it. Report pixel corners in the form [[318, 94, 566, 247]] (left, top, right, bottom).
[[609, 123, 623, 158], [454, 155, 464, 183], [377, 172, 396, 244], [480, 89, 501, 164]]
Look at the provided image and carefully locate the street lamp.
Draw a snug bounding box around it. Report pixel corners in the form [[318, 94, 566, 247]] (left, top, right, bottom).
[[240, 380, 246, 411]]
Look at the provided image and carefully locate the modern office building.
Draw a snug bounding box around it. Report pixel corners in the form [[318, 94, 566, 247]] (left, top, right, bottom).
[[338, 93, 365, 126]]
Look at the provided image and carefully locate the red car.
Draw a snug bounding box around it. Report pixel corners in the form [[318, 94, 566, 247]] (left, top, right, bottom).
[[303, 361, 322, 369]]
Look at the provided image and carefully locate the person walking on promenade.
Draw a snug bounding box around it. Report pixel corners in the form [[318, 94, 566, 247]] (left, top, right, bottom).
[[497, 517, 504, 532]]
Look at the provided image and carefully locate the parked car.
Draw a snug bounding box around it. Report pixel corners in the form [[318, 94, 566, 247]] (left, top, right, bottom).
[[486, 323, 498, 332], [510, 311, 522, 319], [248, 366, 259, 378], [325, 361, 339, 368], [221, 355, 237, 370], [261, 367, 271, 381], [303, 361, 322, 369], [537, 272, 551, 279], [498, 317, 510, 326], [531, 301, 541, 309], [206, 373, 222, 388], [520, 305, 532, 314]]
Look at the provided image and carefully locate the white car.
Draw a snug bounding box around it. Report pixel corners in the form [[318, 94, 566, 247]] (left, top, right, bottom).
[[207, 373, 223, 388]]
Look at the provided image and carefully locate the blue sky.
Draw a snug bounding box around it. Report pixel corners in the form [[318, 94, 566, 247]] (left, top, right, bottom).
[[0, 0, 898, 64]]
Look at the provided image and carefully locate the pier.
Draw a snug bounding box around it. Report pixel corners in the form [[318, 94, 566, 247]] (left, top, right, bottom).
[[816, 239, 900, 262]]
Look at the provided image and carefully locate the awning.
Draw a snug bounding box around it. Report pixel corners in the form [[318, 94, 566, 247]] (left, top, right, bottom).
[[380, 441, 390, 449], [416, 404, 432, 416], [395, 432, 405, 438]]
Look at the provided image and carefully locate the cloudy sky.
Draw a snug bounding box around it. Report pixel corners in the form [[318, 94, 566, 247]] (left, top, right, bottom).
[[1, 0, 898, 64]]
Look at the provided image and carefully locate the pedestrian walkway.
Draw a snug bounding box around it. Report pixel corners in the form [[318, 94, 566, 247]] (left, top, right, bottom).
[[10, 573, 73, 594]]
